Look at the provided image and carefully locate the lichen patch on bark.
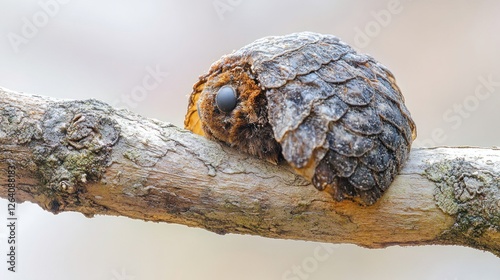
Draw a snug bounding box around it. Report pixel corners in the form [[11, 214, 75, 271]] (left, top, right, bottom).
[[0, 105, 43, 145], [425, 158, 500, 255]]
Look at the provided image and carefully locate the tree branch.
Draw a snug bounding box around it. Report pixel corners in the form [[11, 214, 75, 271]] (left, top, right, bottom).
[[0, 87, 499, 257]]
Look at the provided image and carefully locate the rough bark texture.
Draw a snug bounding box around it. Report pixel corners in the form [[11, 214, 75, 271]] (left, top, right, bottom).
[[0, 87, 499, 257]]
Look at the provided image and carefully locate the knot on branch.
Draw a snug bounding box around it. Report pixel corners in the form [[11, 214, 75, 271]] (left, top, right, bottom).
[[31, 99, 120, 213], [66, 112, 115, 149]]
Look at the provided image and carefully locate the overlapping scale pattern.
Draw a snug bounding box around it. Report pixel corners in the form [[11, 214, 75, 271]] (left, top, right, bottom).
[[243, 32, 416, 205]]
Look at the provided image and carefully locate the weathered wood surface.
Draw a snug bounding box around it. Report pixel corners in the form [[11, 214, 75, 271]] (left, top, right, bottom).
[[0, 87, 499, 257]]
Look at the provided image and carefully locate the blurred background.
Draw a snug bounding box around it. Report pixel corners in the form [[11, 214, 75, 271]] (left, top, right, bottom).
[[1, 0, 500, 279]]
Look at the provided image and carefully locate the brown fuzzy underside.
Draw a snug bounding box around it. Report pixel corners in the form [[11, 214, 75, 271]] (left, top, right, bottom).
[[187, 59, 282, 164]]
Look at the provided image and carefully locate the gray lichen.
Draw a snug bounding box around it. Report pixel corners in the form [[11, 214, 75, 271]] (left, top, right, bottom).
[[425, 158, 500, 252], [0, 105, 43, 145]]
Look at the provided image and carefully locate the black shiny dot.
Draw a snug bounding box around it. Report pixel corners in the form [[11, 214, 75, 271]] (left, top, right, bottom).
[[216, 86, 237, 113]]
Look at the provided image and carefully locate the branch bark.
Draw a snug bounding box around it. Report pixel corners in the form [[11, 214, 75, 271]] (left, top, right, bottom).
[[0, 87, 499, 257]]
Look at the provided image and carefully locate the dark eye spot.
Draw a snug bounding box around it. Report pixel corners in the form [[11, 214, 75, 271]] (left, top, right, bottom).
[[216, 86, 237, 113]]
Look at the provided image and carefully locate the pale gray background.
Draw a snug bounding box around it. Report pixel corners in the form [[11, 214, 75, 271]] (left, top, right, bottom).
[[1, 0, 500, 279]]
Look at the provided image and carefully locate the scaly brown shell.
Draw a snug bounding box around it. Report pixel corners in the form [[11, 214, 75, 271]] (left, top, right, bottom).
[[185, 32, 416, 205]]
